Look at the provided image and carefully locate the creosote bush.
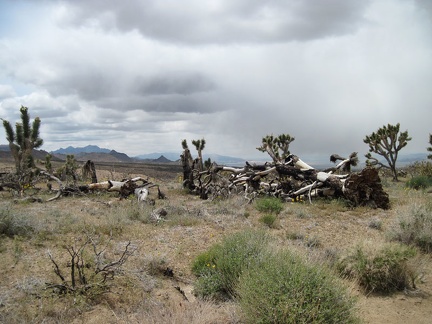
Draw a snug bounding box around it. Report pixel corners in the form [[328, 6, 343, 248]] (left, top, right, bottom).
[[336, 242, 417, 294], [238, 250, 359, 324], [388, 203, 432, 253], [192, 230, 270, 300], [405, 176, 432, 190]]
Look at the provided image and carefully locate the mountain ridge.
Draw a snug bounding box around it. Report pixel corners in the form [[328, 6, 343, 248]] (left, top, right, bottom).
[[1, 145, 429, 165]]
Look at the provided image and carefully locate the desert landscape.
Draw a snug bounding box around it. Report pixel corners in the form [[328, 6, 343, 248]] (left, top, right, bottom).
[[0, 155, 431, 324]]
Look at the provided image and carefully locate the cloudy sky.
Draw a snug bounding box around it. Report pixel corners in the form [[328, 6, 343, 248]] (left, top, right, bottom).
[[0, 0, 431, 162]]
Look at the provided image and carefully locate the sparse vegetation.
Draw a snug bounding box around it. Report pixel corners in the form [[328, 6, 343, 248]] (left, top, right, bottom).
[[0, 158, 431, 323]]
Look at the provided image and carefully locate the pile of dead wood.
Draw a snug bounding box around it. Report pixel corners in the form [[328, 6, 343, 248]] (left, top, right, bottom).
[[181, 151, 390, 209]]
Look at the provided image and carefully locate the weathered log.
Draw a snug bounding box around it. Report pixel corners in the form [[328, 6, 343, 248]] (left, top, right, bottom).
[[85, 177, 162, 203]]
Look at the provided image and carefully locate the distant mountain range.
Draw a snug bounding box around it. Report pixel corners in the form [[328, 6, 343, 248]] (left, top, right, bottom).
[[1, 144, 429, 166], [50, 145, 247, 164], [135, 152, 246, 165], [53, 145, 111, 155]]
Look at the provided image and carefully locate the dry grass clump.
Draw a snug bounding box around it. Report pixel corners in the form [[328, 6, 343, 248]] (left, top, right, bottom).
[[129, 298, 241, 324], [336, 241, 419, 294], [0, 207, 37, 238], [387, 201, 432, 253]]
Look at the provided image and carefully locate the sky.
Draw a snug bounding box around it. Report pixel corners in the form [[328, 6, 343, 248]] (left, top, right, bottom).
[[0, 0, 431, 162]]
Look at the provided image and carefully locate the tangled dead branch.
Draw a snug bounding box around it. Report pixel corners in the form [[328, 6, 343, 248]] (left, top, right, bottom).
[[182, 150, 390, 209], [47, 235, 136, 295]]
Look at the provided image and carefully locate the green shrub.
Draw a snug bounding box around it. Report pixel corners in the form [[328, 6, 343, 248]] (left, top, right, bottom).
[[255, 197, 283, 214], [238, 250, 358, 324], [405, 175, 432, 190], [388, 204, 432, 253], [192, 230, 270, 300], [336, 242, 417, 294], [258, 214, 277, 228]]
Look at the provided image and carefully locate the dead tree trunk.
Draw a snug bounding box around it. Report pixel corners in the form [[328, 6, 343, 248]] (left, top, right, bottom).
[[82, 160, 97, 183], [180, 147, 195, 191]]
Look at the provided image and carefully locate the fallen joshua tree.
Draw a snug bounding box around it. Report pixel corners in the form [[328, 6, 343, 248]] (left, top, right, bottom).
[[37, 170, 164, 203], [181, 135, 390, 209]]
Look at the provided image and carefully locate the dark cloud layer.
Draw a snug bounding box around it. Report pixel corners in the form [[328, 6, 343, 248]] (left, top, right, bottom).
[[62, 0, 370, 44]]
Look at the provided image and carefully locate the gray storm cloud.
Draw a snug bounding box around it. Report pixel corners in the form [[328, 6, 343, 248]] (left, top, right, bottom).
[[0, 0, 431, 159]]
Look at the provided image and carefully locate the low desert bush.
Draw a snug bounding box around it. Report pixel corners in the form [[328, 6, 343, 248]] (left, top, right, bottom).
[[336, 242, 417, 294], [255, 196, 283, 214], [387, 203, 432, 252], [258, 214, 277, 228], [192, 230, 270, 300], [238, 250, 359, 324], [405, 175, 432, 190]]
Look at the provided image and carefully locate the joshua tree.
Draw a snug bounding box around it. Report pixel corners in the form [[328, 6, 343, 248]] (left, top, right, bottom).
[[192, 138, 206, 171], [428, 134, 432, 160], [364, 123, 411, 181], [180, 138, 208, 190], [2, 106, 43, 174], [180, 139, 195, 190], [257, 133, 295, 163]]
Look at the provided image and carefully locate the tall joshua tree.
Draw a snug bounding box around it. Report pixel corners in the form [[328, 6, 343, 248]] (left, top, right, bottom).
[[2, 106, 43, 174], [364, 123, 411, 181]]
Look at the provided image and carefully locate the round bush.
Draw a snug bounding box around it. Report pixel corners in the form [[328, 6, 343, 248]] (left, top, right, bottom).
[[192, 230, 270, 300], [238, 250, 358, 324]]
